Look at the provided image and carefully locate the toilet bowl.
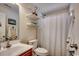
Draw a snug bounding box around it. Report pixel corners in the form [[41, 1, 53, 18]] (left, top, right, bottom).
[[28, 39, 48, 56], [34, 47, 48, 56]]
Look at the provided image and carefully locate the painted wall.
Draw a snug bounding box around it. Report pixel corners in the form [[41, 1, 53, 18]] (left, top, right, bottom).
[[72, 4, 79, 45], [18, 4, 36, 43]]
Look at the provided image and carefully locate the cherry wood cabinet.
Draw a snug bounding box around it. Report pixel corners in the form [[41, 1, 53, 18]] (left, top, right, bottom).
[[19, 48, 32, 56]]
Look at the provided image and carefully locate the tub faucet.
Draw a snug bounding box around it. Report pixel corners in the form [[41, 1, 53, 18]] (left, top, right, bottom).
[[69, 44, 78, 56], [73, 44, 78, 50]]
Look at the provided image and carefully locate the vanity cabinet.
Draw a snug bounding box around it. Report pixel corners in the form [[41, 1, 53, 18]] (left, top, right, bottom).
[[19, 48, 32, 56]]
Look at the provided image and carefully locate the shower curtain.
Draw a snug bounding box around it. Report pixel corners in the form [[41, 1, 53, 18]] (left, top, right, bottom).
[[38, 10, 71, 56]]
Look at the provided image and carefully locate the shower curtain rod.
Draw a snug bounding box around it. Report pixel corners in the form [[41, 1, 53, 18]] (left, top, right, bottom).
[[43, 5, 70, 17]]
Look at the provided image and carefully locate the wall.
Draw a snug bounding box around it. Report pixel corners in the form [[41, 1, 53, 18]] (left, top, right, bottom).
[[71, 4, 79, 45], [18, 4, 36, 43], [0, 4, 19, 40]]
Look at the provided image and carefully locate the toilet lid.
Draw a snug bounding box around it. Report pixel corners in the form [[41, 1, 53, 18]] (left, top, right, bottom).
[[34, 48, 48, 54]]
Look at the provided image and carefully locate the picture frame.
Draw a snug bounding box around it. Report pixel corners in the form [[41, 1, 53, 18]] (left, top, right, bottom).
[[8, 18, 16, 25]]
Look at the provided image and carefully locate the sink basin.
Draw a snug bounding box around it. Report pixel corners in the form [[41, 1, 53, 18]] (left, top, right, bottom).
[[0, 43, 33, 56]]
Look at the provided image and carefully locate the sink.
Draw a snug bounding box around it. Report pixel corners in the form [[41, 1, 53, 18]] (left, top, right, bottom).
[[0, 46, 21, 56], [0, 43, 33, 56]]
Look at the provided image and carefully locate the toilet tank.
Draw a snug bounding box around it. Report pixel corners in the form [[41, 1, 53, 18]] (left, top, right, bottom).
[[28, 40, 38, 50]]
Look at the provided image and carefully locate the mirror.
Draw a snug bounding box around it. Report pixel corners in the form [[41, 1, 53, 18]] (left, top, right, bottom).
[[0, 3, 19, 42]]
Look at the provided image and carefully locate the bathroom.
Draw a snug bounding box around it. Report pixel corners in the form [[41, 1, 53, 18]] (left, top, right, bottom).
[[0, 3, 79, 56]]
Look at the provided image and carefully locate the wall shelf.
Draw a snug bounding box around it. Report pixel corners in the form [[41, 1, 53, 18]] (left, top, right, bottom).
[[26, 22, 37, 27], [27, 13, 39, 21]]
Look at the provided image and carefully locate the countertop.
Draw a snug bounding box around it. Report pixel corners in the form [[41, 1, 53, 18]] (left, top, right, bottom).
[[0, 43, 33, 56]]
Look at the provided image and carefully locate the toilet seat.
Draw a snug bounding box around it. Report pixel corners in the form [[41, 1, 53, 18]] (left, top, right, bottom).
[[34, 48, 48, 56]]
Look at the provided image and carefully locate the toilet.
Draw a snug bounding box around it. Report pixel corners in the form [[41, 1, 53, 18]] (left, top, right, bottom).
[[28, 39, 48, 56]]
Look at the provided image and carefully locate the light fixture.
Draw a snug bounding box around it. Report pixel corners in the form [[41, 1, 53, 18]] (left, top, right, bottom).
[[32, 7, 38, 16], [11, 3, 16, 4]]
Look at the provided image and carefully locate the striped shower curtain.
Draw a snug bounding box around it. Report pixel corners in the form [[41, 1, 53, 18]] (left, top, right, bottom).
[[38, 10, 71, 56]]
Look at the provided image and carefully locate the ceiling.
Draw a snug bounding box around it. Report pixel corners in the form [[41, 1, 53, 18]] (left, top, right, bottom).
[[33, 3, 69, 13], [0, 3, 19, 13], [21, 3, 69, 14], [0, 3, 69, 15]]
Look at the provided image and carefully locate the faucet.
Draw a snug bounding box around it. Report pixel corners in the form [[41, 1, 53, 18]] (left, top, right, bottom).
[[69, 44, 78, 56], [6, 37, 11, 48], [0, 38, 3, 50], [0, 36, 12, 50], [0, 41, 1, 50]]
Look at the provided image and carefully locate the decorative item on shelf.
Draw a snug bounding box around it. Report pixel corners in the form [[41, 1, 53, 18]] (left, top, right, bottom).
[[26, 7, 39, 21], [32, 7, 38, 16], [27, 13, 39, 21]]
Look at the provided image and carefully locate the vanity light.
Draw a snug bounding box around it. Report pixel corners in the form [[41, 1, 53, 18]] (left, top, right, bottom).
[[11, 3, 18, 5], [11, 3, 16, 4]]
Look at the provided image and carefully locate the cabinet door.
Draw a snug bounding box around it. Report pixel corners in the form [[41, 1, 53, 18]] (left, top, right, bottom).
[[19, 48, 32, 56], [23, 49, 32, 56]]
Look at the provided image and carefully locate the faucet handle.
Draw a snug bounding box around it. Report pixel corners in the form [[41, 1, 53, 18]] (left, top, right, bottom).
[[70, 44, 78, 50], [66, 37, 71, 44], [74, 44, 78, 50]]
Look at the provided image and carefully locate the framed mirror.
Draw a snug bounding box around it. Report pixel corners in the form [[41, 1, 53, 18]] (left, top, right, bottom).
[[0, 3, 19, 41]]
